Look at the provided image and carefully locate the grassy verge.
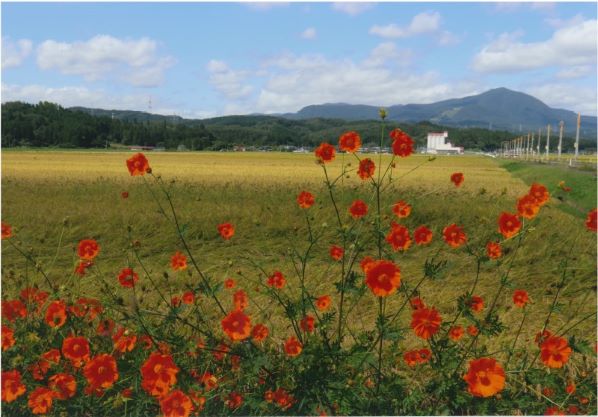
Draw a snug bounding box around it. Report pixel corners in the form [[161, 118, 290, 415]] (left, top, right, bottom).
[[500, 159, 596, 219]]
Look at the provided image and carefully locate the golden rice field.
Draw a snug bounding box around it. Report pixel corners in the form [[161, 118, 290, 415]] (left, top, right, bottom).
[[1, 149, 596, 416], [2, 150, 595, 343]]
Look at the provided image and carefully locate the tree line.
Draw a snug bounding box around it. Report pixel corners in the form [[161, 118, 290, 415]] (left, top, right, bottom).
[[1, 101, 593, 152]]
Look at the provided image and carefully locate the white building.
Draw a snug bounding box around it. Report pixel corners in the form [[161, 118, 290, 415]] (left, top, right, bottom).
[[426, 131, 463, 154]]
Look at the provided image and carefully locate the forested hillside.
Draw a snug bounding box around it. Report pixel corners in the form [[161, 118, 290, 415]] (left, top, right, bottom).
[[2, 101, 593, 152]]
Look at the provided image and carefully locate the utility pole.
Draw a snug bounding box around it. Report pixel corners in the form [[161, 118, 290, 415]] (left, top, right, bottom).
[[574, 113, 580, 161], [557, 121, 564, 161], [530, 132, 535, 159], [526, 133, 530, 160], [537, 128, 542, 161], [545, 124, 551, 161]]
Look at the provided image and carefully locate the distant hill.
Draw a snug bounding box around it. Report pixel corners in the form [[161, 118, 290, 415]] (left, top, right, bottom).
[[285, 88, 596, 139]]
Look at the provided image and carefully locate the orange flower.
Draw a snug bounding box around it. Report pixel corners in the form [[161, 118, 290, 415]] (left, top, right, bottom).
[[20, 287, 49, 314], [411, 308, 442, 339], [360, 256, 375, 273], [517, 194, 540, 219], [182, 291, 195, 305], [97, 318, 115, 337], [218, 223, 235, 240], [42, 349, 61, 365], [213, 343, 230, 361], [74, 260, 93, 276], [62, 336, 90, 367], [512, 290, 529, 308], [121, 191, 129, 199], [0, 320, 17, 351], [198, 371, 218, 391], [141, 351, 179, 398], [390, 128, 414, 157], [392, 200, 412, 218], [126, 152, 150, 176], [1, 299, 27, 322], [540, 335, 572, 368], [315, 295, 331, 311], [349, 199, 368, 219], [449, 326, 464, 341], [545, 406, 565, 415], [2, 325, 15, 351], [118, 268, 139, 288], [226, 391, 243, 410], [160, 390, 194, 417], [83, 354, 118, 391], [233, 290, 248, 311], [251, 324, 269, 342], [409, 297, 425, 310], [1, 370, 26, 403], [329, 245, 344, 261], [29, 360, 50, 381], [339, 131, 361, 153], [70, 298, 103, 321], [78, 239, 100, 260], [224, 278, 236, 289], [113, 328, 137, 353], [469, 296, 484, 313], [585, 208, 597, 232], [486, 242, 502, 259], [365, 259, 401, 297], [358, 158, 376, 180], [450, 172, 464, 187], [414, 226, 433, 245], [28, 387, 55, 415], [297, 191, 315, 209], [386, 223, 412, 251], [300, 315, 316, 332], [467, 325, 479, 336], [315, 142, 335, 163], [567, 405, 579, 414], [498, 212, 521, 239], [170, 251, 187, 271], [1, 222, 12, 239], [48, 373, 77, 400], [529, 183, 549, 206], [565, 382, 576, 394], [221, 310, 251, 341], [284, 336, 303, 357], [267, 271, 286, 289], [463, 357, 505, 397], [443, 224, 467, 248], [273, 387, 295, 410], [404, 349, 432, 367], [45, 300, 67, 328]]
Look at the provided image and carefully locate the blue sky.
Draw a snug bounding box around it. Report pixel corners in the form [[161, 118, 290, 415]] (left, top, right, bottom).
[[2, 2, 597, 118]]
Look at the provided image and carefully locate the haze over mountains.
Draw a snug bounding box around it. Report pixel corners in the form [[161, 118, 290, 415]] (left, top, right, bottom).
[[70, 88, 596, 139]]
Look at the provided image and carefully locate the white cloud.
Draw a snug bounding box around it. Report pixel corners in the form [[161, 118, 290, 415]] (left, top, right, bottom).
[[438, 30, 461, 46], [206, 60, 254, 99], [525, 83, 597, 115], [331, 3, 373, 16], [36, 35, 175, 87], [2, 37, 33, 69], [364, 42, 412, 67], [556, 65, 593, 79], [472, 19, 597, 72], [301, 27, 317, 40], [544, 13, 585, 29], [370, 11, 441, 38], [254, 49, 481, 113]]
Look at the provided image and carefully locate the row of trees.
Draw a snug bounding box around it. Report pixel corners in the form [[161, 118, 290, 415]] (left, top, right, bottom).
[[1, 101, 593, 152]]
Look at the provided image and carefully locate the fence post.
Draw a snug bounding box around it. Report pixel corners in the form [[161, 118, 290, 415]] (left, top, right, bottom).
[[558, 121, 564, 161]]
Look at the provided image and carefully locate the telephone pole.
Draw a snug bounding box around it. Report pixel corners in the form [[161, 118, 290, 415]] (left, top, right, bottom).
[[545, 124, 551, 161], [574, 113, 580, 161], [557, 121, 564, 161]]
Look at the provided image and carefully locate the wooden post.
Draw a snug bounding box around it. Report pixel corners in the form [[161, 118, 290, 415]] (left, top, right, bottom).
[[574, 113, 580, 161], [557, 121, 564, 161], [545, 124, 551, 161]]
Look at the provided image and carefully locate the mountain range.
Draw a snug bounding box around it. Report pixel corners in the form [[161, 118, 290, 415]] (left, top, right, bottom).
[[71, 88, 596, 139]]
